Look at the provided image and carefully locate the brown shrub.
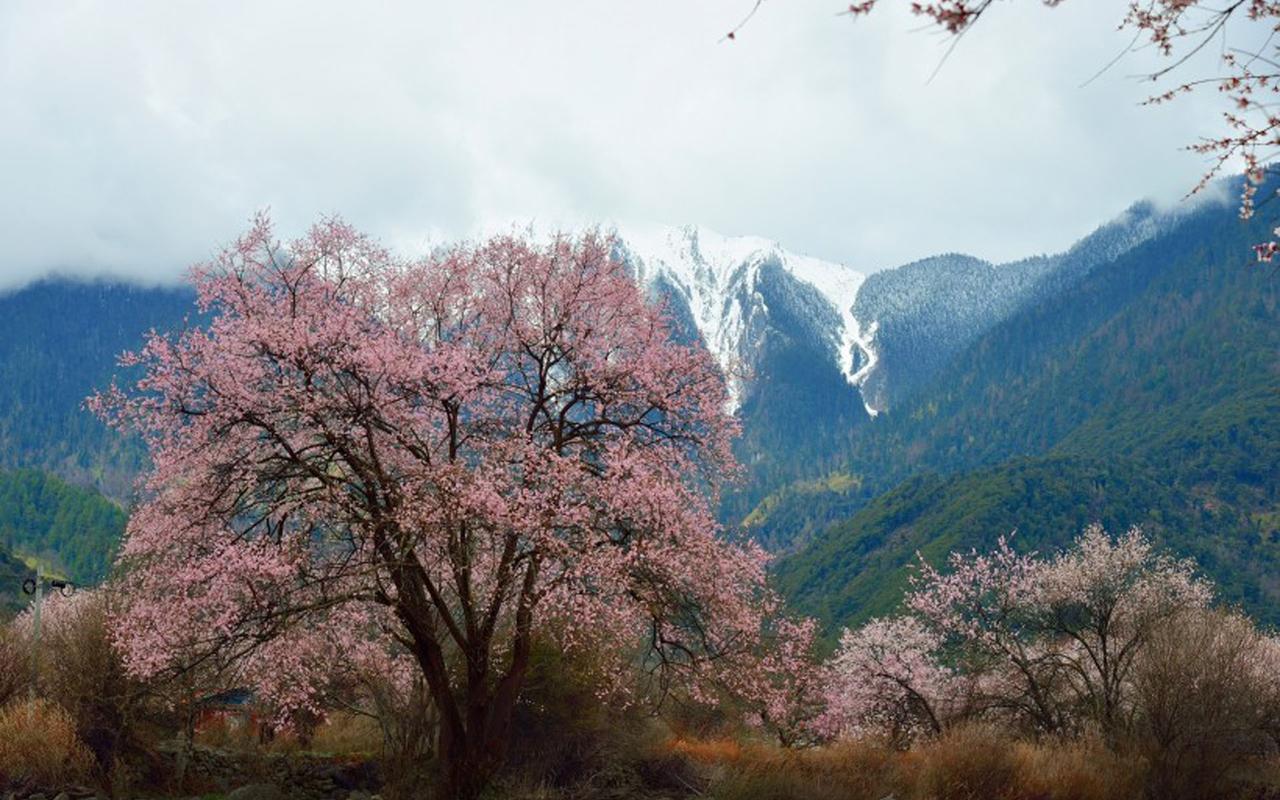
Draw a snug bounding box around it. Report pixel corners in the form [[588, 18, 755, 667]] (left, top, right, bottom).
[[707, 738, 902, 800], [0, 698, 94, 787], [309, 712, 385, 756], [1133, 608, 1276, 800], [704, 727, 1149, 800], [0, 626, 30, 708], [910, 724, 1022, 800], [1009, 736, 1145, 800], [34, 591, 152, 787]]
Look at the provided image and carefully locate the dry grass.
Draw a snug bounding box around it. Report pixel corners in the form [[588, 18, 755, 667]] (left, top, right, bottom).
[[665, 736, 746, 765], [700, 725, 1150, 800], [0, 698, 95, 787], [309, 712, 384, 756], [706, 737, 902, 800], [1010, 736, 1145, 800]]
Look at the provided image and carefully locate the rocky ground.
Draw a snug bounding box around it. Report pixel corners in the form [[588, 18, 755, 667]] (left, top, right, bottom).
[[1, 743, 384, 800]]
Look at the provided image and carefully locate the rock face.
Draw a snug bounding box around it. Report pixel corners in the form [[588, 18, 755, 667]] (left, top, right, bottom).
[[226, 785, 285, 800], [613, 224, 872, 413], [144, 743, 382, 800], [612, 200, 1190, 420]]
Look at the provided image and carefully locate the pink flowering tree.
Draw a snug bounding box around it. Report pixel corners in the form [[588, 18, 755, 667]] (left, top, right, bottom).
[[91, 216, 785, 798], [740, 616, 828, 747], [239, 603, 419, 741], [893, 527, 1209, 736], [820, 616, 956, 747], [1035, 524, 1211, 735], [906, 537, 1068, 733]]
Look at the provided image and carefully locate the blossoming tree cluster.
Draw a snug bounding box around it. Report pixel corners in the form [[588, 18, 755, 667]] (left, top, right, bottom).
[[92, 217, 813, 798], [821, 525, 1234, 743]]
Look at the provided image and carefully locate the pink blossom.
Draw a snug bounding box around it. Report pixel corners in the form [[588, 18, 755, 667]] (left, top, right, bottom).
[[91, 217, 785, 795]]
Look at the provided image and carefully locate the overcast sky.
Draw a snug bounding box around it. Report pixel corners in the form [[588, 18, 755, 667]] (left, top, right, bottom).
[[0, 1, 1237, 290]]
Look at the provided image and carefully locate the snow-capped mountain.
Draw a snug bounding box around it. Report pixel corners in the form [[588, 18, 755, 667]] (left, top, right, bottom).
[[610, 224, 880, 414], [851, 199, 1195, 410], [604, 197, 1195, 422]]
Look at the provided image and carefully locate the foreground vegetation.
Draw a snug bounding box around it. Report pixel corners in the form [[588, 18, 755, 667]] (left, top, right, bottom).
[[2, 523, 1280, 799]]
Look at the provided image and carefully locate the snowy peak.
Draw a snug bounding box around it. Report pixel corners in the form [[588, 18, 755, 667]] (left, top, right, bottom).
[[605, 196, 1188, 420], [610, 224, 875, 412]]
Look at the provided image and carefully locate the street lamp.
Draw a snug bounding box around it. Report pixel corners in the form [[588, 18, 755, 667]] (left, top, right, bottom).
[[20, 566, 75, 698]]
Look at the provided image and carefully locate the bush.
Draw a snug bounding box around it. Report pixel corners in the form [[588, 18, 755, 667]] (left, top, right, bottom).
[[1133, 608, 1277, 800], [0, 698, 94, 787], [705, 728, 1147, 800], [0, 625, 30, 708], [31, 591, 152, 788], [1008, 736, 1144, 800], [490, 638, 706, 799], [910, 724, 1022, 800]]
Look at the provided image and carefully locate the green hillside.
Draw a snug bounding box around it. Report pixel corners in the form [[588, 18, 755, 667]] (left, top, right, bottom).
[[0, 279, 193, 501], [0, 469, 126, 585], [0, 545, 33, 619], [773, 193, 1280, 633]]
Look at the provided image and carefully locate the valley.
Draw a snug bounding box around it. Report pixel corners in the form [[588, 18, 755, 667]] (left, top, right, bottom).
[[0, 183, 1275, 639]]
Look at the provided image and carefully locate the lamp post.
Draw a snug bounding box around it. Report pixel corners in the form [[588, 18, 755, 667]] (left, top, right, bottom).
[[21, 566, 74, 699], [30, 565, 40, 700]]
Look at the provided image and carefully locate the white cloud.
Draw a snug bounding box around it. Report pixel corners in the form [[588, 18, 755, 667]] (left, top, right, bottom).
[[0, 0, 1242, 289]]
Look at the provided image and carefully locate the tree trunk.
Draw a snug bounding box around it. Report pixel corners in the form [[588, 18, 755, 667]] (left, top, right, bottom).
[[387, 528, 539, 799], [437, 736, 499, 800], [432, 650, 530, 798]]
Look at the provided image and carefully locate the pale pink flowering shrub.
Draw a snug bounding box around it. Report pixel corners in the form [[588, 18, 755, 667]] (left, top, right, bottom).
[[11, 590, 152, 782], [1035, 524, 1212, 732], [0, 623, 28, 707], [738, 615, 828, 746], [906, 536, 1067, 732], [819, 616, 956, 746]]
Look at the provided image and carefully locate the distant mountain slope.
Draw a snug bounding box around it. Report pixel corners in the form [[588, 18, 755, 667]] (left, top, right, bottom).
[[609, 220, 1182, 528], [852, 253, 1056, 411], [776, 446, 1280, 635], [772, 187, 1280, 632], [851, 199, 1189, 413], [0, 279, 193, 500], [613, 227, 877, 523], [615, 226, 870, 405], [0, 469, 126, 585]]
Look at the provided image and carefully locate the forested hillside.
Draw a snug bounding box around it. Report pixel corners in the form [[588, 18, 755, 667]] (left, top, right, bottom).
[[0, 469, 126, 585], [773, 190, 1280, 633], [0, 279, 193, 501], [0, 544, 32, 619]]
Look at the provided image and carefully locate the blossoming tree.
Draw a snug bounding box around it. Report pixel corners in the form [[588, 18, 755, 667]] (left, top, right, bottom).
[[92, 216, 787, 797], [907, 536, 1067, 732], [825, 525, 1212, 741], [1035, 524, 1211, 734], [820, 616, 955, 746]]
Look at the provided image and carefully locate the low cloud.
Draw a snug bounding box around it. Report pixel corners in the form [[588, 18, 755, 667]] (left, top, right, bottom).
[[0, 0, 1235, 290]]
